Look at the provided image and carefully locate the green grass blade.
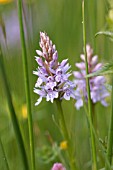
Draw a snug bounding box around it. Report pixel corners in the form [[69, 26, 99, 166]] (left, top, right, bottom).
[[86, 62, 113, 78], [105, 78, 113, 170], [0, 137, 9, 170], [0, 49, 29, 170], [82, 1, 97, 170], [95, 31, 113, 38], [84, 107, 111, 170], [17, 0, 35, 170]]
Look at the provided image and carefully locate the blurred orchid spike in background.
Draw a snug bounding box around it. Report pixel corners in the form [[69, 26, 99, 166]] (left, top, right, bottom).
[[33, 32, 76, 105], [73, 44, 110, 110], [51, 163, 66, 170]]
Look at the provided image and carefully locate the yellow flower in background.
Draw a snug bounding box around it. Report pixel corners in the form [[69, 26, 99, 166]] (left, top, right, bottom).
[[60, 140, 68, 150], [0, 0, 12, 4], [21, 104, 27, 119], [108, 9, 113, 22]]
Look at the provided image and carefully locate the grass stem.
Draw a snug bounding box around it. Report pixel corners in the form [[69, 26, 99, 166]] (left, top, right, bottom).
[[105, 78, 113, 170], [82, 1, 97, 170], [84, 103, 111, 170], [17, 0, 35, 170], [56, 99, 77, 170]]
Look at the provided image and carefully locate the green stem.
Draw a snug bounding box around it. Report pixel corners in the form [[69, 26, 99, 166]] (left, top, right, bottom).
[[105, 78, 113, 170], [0, 138, 10, 170], [92, 103, 98, 133], [82, 1, 97, 170], [84, 102, 111, 170], [0, 49, 29, 170], [56, 99, 77, 170], [17, 1, 35, 170]]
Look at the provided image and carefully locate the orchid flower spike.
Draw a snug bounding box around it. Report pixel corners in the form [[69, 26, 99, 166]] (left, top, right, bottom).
[[73, 44, 110, 110], [33, 32, 76, 105]]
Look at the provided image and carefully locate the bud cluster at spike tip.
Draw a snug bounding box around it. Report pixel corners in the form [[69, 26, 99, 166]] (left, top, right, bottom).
[[33, 32, 76, 105], [51, 163, 66, 170], [73, 44, 110, 110]]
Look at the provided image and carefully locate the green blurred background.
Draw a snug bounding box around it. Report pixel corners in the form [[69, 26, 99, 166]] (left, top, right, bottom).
[[0, 0, 113, 170]]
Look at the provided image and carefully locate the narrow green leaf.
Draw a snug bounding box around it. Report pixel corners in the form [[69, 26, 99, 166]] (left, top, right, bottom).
[[0, 15, 6, 41], [82, 1, 97, 169], [95, 31, 113, 38], [105, 78, 113, 170], [84, 106, 111, 170], [0, 137, 9, 170], [0, 48, 29, 170], [86, 62, 113, 78], [99, 166, 113, 170], [17, 0, 35, 170]]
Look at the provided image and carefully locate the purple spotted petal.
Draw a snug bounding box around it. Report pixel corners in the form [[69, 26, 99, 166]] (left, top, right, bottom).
[[73, 71, 83, 79], [76, 62, 85, 69], [36, 50, 44, 57], [46, 90, 58, 103], [35, 97, 43, 106], [75, 99, 83, 110], [35, 56, 43, 66]]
